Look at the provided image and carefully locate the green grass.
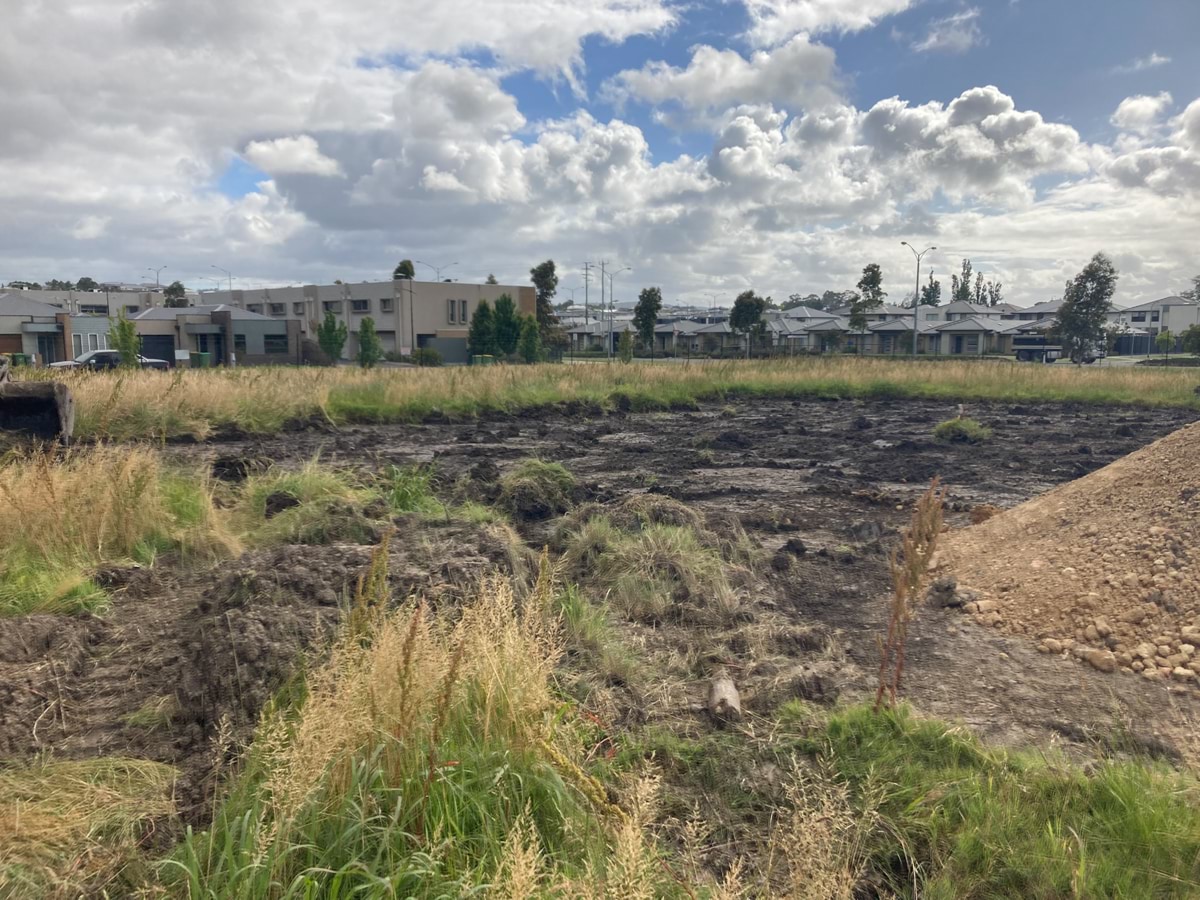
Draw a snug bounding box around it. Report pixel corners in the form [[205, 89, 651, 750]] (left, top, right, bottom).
[[499, 459, 577, 519], [933, 416, 992, 444], [794, 704, 1200, 899], [382, 463, 444, 516]]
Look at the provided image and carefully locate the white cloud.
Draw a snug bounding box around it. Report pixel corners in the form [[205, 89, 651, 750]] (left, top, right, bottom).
[[602, 35, 839, 121], [70, 216, 111, 240], [1112, 52, 1171, 74], [742, 0, 914, 46], [913, 8, 984, 54], [1111, 93, 1173, 136], [244, 135, 344, 176]]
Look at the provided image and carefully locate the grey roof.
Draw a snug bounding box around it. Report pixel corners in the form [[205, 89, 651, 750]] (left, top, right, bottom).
[[1117, 295, 1194, 313], [0, 291, 63, 317], [653, 319, 705, 334], [133, 303, 275, 321], [934, 315, 1008, 333]]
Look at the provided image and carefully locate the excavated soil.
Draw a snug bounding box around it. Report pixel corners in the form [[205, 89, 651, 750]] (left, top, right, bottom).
[[3, 397, 1200, 828], [943, 420, 1200, 686]]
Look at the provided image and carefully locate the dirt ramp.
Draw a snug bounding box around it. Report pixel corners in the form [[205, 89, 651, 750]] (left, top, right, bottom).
[[944, 421, 1200, 687]]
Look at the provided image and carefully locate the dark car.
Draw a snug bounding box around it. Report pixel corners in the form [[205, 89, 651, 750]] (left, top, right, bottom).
[[49, 349, 170, 370]]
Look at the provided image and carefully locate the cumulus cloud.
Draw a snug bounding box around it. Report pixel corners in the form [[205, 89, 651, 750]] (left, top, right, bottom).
[[1111, 93, 1173, 136], [1112, 52, 1171, 74], [602, 35, 839, 121], [244, 136, 344, 176], [913, 8, 984, 54], [742, 0, 913, 46]]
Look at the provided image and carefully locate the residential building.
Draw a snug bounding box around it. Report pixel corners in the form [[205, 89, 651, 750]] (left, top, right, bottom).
[[201, 279, 535, 364], [1107, 296, 1199, 340], [0, 287, 169, 315], [132, 305, 303, 365]]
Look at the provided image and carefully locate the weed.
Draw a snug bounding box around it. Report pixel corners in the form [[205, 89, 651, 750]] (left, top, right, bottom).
[[382, 463, 444, 516], [933, 416, 991, 444], [500, 459, 576, 520], [121, 695, 180, 731]]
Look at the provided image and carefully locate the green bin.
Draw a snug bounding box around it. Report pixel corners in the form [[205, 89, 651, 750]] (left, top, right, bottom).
[[471, 354, 495, 366], [189, 352, 213, 368], [9, 353, 29, 366]]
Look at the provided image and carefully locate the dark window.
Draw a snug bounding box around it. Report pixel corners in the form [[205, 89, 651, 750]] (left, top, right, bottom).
[[124, 305, 139, 315], [1151, 311, 1160, 322], [323, 300, 343, 313], [380, 297, 394, 313], [293, 302, 305, 316], [447, 298, 457, 324], [1131, 312, 1146, 322], [234, 334, 247, 354], [264, 334, 288, 354], [352, 299, 370, 313], [460, 299, 468, 323], [270, 303, 285, 316], [246, 304, 263, 313]]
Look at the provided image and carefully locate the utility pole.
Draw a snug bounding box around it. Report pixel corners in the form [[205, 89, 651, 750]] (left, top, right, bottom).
[[582, 262, 593, 325], [901, 242, 936, 358]]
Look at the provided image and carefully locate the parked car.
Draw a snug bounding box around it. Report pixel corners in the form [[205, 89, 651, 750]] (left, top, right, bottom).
[[49, 349, 170, 370]]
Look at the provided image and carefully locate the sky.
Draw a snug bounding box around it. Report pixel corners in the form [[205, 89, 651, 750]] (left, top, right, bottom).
[[2, 0, 1198, 307]]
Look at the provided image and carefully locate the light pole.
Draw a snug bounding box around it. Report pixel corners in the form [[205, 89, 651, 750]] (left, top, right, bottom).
[[606, 266, 631, 360], [703, 292, 725, 320], [200, 276, 221, 293], [901, 242, 936, 357], [211, 264, 233, 292], [145, 266, 167, 288], [416, 260, 458, 282]]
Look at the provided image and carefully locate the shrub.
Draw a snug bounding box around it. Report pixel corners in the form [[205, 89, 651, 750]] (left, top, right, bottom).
[[933, 416, 991, 444], [355, 316, 383, 368], [411, 347, 442, 367]]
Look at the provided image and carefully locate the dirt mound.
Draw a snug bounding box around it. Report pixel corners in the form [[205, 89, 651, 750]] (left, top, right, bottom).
[[944, 421, 1200, 686]]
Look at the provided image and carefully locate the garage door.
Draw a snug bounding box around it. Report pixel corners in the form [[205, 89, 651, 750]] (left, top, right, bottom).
[[0, 335, 22, 355], [140, 335, 177, 366]]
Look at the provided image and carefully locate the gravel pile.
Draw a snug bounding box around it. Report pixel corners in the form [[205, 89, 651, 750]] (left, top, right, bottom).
[[942, 421, 1200, 686]]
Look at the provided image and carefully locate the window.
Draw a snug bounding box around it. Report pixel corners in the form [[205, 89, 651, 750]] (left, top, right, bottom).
[[89, 333, 99, 350], [234, 334, 247, 354], [447, 298, 457, 324], [293, 302, 305, 316], [73, 334, 83, 356], [459, 299, 468, 323], [966, 336, 979, 352], [100, 334, 108, 349], [264, 334, 288, 354], [270, 303, 285, 316], [925, 312, 939, 320], [1151, 311, 1160, 322], [124, 305, 139, 315], [323, 300, 343, 313], [351, 299, 370, 313], [1131, 312, 1146, 322], [380, 297, 394, 313], [246, 304, 263, 313], [80, 304, 106, 314]]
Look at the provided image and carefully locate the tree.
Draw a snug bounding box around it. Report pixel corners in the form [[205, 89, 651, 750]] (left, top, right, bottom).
[[6, 281, 42, 290], [492, 293, 521, 356], [617, 328, 634, 363], [632, 286, 662, 352], [76, 276, 98, 291], [356, 317, 383, 368], [108, 311, 141, 368], [518, 315, 542, 363], [46, 278, 74, 290], [984, 280, 1004, 307], [530, 259, 559, 332], [730, 290, 766, 358], [1180, 275, 1200, 302], [856, 263, 886, 306], [1180, 324, 1200, 356], [485, 273, 498, 285], [1103, 322, 1128, 357], [467, 298, 496, 358], [393, 259, 415, 280], [316, 309, 348, 361], [950, 259, 974, 304], [1156, 329, 1174, 358], [919, 272, 942, 306], [1053, 253, 1118, 364], [782, 293, 823, 310], [163, 280, 188, 307]]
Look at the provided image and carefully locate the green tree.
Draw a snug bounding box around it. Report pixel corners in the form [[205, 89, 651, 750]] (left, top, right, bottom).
[[617, 328, 634, 363], [316, 309, 348, 361], [529, 260, 559, 332], [393, 259, 415, 280], [1180, 274, 1199, 302], [782, 293, 823, 310], [729, 289, 766, 358], [485, 273, 498, 285], [984, 280, 1004, 306], [847, 263, 887, 346], [108, 311, 141, 368], [163, 280, 188, 307], [1053, 253, 1118, 364], [492, 294, 521, 356], [1180, 324, 1200, 355], [919, 272, 942, 306], [518, 315, 542, 363], [1155, 329, 1174, 358], [46, 278, 74, 290], [6, 281, 42, 290], [76, 276, 98, 291], [1103, 323, 1128, 357], [632, 286, 662, 352], [950, 259, 974, 304], [468, 298, 497, 358], [356, 316, 383, 368]]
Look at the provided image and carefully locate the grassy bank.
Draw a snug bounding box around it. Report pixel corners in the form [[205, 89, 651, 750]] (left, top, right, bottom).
[[28, 357, 1200, 440]]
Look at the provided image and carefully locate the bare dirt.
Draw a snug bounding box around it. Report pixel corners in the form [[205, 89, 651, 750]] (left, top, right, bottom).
[[3, 397, 1200, 828]]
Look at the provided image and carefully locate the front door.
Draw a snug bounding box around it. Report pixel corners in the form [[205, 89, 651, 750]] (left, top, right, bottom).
[[952, 335, 964, 354], [36, 334, 58, 364]]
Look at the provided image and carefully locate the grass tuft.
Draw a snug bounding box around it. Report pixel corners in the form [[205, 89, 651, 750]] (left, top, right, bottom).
[[933, 416, 992, 444], [500, 459, 577, 520]]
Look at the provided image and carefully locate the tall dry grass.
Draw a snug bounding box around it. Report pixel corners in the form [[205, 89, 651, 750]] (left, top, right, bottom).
[[0, 446, 237, 614], [30, 356, 1200, 439]]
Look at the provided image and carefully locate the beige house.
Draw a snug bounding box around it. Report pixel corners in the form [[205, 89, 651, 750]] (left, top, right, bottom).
[[201, 279, 536, 363]]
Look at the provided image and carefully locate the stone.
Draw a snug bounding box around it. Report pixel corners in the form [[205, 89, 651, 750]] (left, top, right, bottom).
[[1171, 667, 1195, 683], [1166, 654, 1188, 669], [1182, 644, 1196, 657], [974, 599, 999, 614], [1084, 649, 1118, 673], [1134, 643, 1157, 660], [925, 575, 960, 608], [1116, 651, 1134, 668], [980, 612, 1003, 627], [1084, 625, 1101, 643], [1044, 638, 1063, 653], [1093, 617, 1112, 638], [1120, 607, 1152, 625]]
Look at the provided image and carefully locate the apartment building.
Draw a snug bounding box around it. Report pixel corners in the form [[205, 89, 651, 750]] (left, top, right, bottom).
[[201, 279, 536, 364]]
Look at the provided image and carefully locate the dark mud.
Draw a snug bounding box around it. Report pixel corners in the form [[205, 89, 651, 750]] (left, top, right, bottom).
[[3, 397, 1199, 827]]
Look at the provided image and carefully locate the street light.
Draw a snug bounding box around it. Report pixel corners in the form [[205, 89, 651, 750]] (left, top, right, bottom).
[[199, 276, 222, 293], [211, 264, 233, 291], [416, 260, 458, 282], [703, 292, 725, 320], [145, 266, 167, 288], [605, 266, 631, 360], [901, 242, 936, 357]]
